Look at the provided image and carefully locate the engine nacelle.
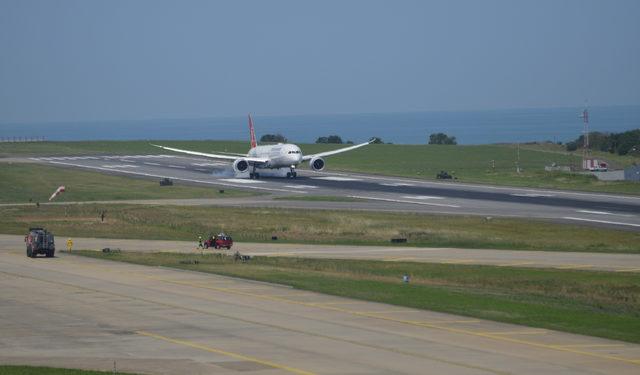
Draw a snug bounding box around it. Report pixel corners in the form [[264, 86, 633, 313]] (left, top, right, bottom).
[[233, 158, 249, 173], [309, 157, 325, 171]]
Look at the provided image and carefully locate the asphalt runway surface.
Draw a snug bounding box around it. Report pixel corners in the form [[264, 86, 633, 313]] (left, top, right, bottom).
[[1, 235, 638, 273], [2, 247, 640, 374], [23, 154, 640, 230]]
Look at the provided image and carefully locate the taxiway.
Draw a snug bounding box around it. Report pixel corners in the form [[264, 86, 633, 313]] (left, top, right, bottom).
[[1, 247, 639, 374]]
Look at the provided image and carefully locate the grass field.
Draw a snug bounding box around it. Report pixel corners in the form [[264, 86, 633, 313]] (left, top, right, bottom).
[[517, 142, 640, 170], [74, 251, 640, 343], [3, 204, 638, 253], [0, 366, 138, 375], [2, 140, 638, 194], [0, 163, 254, 204]]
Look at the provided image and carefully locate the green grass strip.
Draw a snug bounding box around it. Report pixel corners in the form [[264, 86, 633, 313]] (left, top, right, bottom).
[[2, 204, 638, 254], [0, 163, 254, 204]]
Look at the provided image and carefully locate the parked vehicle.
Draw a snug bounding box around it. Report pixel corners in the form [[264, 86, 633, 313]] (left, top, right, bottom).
[[204, 233, 233, 250], [583, 159, 608, 172], [25, 227, 55, 258], [436, 170, 456, 179]]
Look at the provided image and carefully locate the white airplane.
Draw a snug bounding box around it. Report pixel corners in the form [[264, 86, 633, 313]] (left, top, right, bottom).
[[152, 115, 373, 179]]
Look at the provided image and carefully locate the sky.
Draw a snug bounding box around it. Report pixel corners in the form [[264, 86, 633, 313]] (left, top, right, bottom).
[[0, 0, 639, 123]]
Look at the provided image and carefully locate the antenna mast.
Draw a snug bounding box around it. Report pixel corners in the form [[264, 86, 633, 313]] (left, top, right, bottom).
[[579, 104, 589, 168]]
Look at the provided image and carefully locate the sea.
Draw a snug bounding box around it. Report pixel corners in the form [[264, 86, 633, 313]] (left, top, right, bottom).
[[1, 105, 638, 145]]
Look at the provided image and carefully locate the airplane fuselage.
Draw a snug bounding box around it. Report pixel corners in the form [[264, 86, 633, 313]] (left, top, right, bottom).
[[247, 143, 303, 169]]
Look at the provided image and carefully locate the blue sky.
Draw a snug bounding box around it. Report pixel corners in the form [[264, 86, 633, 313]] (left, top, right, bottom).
[[0, 0, 638, 123]]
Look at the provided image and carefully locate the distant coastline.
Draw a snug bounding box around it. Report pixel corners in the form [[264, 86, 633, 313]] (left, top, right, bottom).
[[1, 105, 638, 145]]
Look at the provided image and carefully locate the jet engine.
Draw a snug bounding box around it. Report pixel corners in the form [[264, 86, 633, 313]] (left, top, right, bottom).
[[233, 158, 249, 173], [309, 157, 325, 171]]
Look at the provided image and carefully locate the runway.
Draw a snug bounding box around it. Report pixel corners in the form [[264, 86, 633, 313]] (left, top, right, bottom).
[[1, 234, 639, 273], [1, 247, 639, 374], [24, 154, 640, 230]]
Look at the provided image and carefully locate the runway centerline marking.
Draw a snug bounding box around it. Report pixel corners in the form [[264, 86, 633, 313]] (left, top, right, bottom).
[[168, 164, 186, 169], [562, 217, 640, 228], [143, 162, 161, 166], [137, 330, 316, 375]]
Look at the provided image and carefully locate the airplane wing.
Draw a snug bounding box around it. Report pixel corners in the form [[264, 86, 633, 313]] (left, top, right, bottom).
[[302, 139, 374, 161], [150, 144, 269, 163], [208, 151, 248, 157]]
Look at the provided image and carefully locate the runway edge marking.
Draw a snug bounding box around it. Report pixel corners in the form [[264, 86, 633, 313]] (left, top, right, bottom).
[[348, 195, 460, 208], [562, 217, 640, 228]]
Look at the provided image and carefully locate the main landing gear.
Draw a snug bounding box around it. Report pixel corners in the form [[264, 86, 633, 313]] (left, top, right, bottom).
[[249, 166, 260, 179]]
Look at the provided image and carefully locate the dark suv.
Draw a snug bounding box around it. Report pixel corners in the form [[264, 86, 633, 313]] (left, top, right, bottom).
[[25, 228, 55, 258]]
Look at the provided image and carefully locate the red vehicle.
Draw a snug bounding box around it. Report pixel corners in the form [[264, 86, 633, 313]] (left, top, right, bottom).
[[204, 233, 233, 250]]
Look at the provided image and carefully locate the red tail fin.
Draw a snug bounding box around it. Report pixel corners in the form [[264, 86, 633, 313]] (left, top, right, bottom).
[[248, 114, 257, 149]]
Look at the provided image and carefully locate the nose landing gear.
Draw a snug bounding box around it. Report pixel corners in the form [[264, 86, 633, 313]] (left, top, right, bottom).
[[286, 167, 297, 179]]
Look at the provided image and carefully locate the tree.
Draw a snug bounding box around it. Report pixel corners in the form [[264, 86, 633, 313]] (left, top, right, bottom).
[[565, 141, 578, 152], [260, 134, 287, 143], [428, 133, 457, 145], [327, 135, 343, 144], [567, 129, 640, 155], [316, 135, 343, 144]]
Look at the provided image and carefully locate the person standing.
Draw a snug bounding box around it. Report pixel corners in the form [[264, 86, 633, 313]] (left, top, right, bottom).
[[66, 238, 73, 252]]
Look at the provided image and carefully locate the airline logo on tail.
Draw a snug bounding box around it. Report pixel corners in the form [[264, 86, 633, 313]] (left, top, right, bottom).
[[248, 114, 257, 149]]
